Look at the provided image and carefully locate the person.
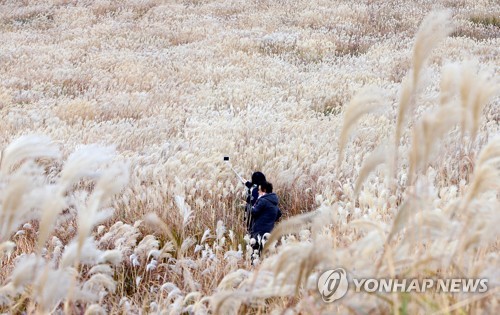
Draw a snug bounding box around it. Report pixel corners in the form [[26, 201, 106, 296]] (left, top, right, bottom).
[[245, 171, 266, 206], [244, 172, 266, 231], [249, 181, 282, 258]]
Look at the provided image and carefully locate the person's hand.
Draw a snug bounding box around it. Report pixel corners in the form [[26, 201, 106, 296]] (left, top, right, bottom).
[[245, 181, 252, 188]]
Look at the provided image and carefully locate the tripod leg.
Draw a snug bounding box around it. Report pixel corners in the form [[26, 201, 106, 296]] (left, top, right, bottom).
[[245, 188, 253, 233]]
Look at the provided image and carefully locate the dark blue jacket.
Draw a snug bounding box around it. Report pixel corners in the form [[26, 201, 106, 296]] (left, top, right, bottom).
[[250, 193, 282, 236]]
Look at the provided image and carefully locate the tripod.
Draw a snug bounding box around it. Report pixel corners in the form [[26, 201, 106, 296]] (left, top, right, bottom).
[[245, 184, 255, 233]]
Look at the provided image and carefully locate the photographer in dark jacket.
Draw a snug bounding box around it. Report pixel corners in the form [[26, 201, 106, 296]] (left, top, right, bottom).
[[250, 181, 281, 257], [244, 172, 266, 231]]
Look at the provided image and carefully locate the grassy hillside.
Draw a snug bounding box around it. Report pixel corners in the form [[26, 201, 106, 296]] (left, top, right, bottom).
[[0, 0, 498, 314]]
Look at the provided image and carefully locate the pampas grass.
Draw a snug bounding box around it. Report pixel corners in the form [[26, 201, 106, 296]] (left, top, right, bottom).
[[0, 136, 129, 313], [0, 1, 499, 314], [337, 87, 385, 168], [0, 135, 60, 175], [411, 11, 453, 86], [460, 137, 500, 212], [408, 105, 462, 183], [354, 146, 388, 198], [394, 10, 452, 161]]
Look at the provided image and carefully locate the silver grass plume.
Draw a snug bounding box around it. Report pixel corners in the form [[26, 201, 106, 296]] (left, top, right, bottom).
[[460, 137, 500, 212], [9, 254, 45, 293], [59, 145, 116, 189], [354, 146, 388, 198], [0, 136, 62, 242], [144, 213, 178, 250], [411, 10, 453, 87], [36, 184, 66, 252], [0, 241, 15, 259], [33, 267, 73, 313], [337, 86, 384, 168], [394, 10, 453, 169], [0, 164, 35, 240], [439, 63, 460, 106], [175, 195, 193, 228], [263, 209, 321, 253], [408, 105, 462, 183], [458, 63, 497, 143], [0, 135, 60, 175], [476, 136, 500, 167], [76, 158, 129, 258]]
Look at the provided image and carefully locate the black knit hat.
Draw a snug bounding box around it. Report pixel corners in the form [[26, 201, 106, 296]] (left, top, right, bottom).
[[251, 172, 266, 185]]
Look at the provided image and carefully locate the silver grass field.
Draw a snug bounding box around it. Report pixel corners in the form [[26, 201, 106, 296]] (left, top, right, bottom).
[[0, 0, 499, 314]]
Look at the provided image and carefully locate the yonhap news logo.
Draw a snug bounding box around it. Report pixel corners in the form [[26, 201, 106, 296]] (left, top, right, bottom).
[[317, 268, 349, 303], [318, 268, 489, 303]]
